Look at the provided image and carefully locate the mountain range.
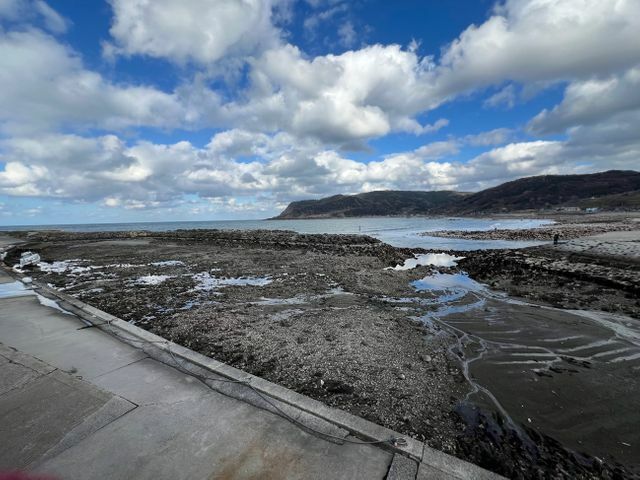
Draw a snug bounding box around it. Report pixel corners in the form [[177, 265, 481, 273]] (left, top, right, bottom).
[[273, 170, 640, 218]]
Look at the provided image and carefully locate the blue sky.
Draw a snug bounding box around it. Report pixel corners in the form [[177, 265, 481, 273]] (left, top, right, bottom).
[[0, 0, 639, 225]]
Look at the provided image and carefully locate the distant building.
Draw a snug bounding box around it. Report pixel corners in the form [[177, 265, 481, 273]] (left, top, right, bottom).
[[585, 207, 600, 213]]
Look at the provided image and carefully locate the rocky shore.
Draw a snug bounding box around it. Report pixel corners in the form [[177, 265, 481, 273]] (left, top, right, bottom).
[[3, 230, 466, 452], [423, 221, 639, 241], [3, 228, 639, 479], [458, 234, 640, 318]]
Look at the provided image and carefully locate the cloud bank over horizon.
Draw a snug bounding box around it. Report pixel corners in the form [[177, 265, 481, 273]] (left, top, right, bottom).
[[1, 0, 639, 223]]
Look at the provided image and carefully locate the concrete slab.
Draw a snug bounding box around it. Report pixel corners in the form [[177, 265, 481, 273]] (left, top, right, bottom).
[[0, 360, 43, 396], [0, 295, 147, 379], [417, 463, 460, 480], [0, 370, 112, 470], [92, 357, 212, 406], [0, 343, 55, 374], [35, 395, 137, 466], [36, 395, 393, 480], [0, 343, 56, 395], [386, 454, 419, 480]]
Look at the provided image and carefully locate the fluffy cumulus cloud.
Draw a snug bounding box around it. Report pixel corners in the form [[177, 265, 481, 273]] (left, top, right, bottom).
[[1, 0, 639, 217], [3, 126, 638, 213], [435, 0, 640, 94], [211, 0, 640, 145], [105, 0, 283, 64], [0, 29, 189, 134], [529, 67, 640, 134], [232, 43, 443, 143]]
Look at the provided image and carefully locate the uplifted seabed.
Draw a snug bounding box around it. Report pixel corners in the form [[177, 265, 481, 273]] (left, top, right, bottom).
[[6, 230, 639, 479]]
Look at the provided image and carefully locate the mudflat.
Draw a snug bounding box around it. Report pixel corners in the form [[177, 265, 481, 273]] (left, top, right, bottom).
[[3, 225, 640, 479]]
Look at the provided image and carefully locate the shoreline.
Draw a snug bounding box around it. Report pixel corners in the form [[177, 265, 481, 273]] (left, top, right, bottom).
[[422, 212, 640, 242], [424, 223, 639, 241], [2, 226, 639, 478]]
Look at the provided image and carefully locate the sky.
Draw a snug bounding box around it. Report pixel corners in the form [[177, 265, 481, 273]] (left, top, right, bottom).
[[0, 0, 639, 225]]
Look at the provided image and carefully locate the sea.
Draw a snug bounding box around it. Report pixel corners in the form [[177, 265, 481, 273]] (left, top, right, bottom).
[[0, 217, 554, 250]]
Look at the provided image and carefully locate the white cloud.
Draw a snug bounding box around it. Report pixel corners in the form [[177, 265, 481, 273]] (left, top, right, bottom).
[[435, 0, 640, 97], [0, 161, 49, 196], [0, 0, 24, 20], [231, 43, 441, 143], [0, 29, 196, 134], [465, 128, 515, 147], [303, 2, 348, 32], [395, 118, 449, 136], [529, 67, 640, 134], [3, 124, 636, 213], [106, 0, 282, 65], [199, 0, 640, 145], [1, 0, 640, 217], [33, 0, 69, 33], [0, 26, 442, 144], [5, 0, 639, 147], [484, 85, 516, 109], [0, 0, 69, 33], [338, 21, 357, 48]]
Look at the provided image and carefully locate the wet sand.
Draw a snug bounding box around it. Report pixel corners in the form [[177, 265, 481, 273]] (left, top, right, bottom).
[[2, 228, 639, 479]]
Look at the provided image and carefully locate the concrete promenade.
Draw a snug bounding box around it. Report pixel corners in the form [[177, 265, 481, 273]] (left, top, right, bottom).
[[0, 251, 501, 479]]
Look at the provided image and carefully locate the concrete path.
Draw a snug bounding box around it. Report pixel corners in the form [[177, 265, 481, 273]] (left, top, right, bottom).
[[0, 270, 393, 480], [0, 266, 502, 480]]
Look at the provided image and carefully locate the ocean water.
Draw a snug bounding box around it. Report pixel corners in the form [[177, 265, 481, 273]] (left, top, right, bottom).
[[0, 216, 553, 250]]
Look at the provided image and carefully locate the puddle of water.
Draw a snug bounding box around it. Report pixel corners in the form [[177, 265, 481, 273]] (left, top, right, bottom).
[[0, 281, 32, 298], [430, 297, 486, 318], [191, 272, 272, 292], [36, 293, 74, 315], [388, 253, 465, 271], [411, 272, 485, 292], [0, 280, 74, 316]]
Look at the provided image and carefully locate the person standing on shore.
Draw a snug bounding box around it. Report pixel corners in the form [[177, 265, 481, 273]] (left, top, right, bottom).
[[553, 233, 560, 245]]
